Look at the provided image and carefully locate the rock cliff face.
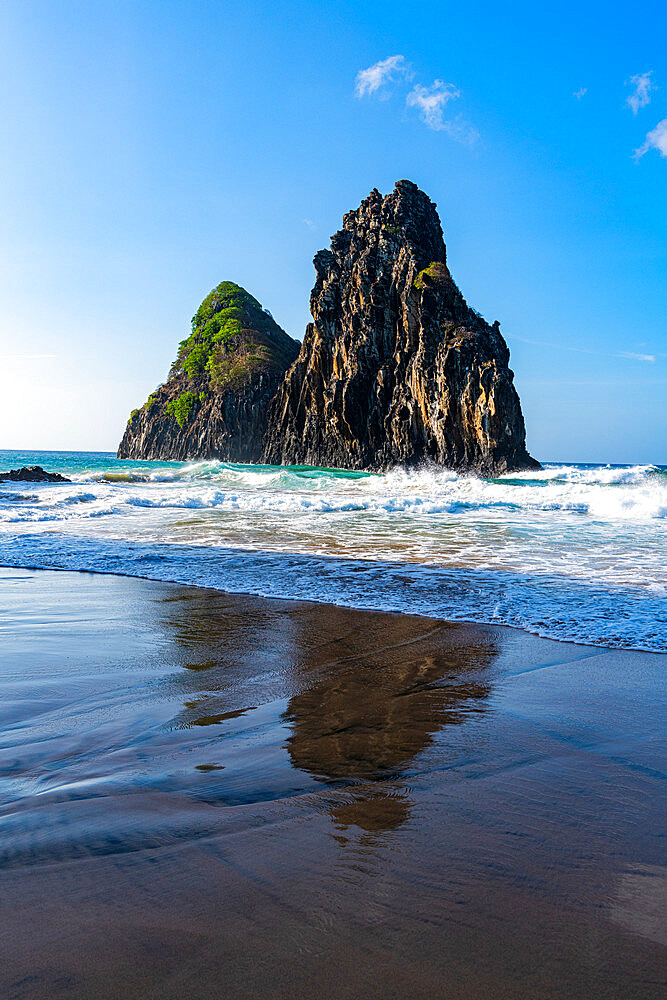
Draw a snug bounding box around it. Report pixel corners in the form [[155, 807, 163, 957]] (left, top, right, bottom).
[[118, 282, 299, 462], [262, 180, 538, 475]]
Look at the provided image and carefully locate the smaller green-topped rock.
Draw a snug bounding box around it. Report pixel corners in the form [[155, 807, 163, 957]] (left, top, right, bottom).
[[117, 282, 299, 462]]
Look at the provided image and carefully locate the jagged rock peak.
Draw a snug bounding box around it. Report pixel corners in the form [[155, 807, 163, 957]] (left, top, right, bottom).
[[118, 281, 299, 462], [338, 179, 445, 261], [263, 180, 539, 475]]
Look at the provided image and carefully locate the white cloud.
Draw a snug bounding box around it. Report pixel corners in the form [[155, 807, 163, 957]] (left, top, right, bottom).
[[406, 80, 460, 129], [355, 55, 409, 99], [302, 218, 316, 230], [573, 87, 588, 100], [626, 71, 655, 114], [620, 351, 656, 362], [355, 61, 478, 144], [404, 81, 478, 144], [634, 118, 667, 160]]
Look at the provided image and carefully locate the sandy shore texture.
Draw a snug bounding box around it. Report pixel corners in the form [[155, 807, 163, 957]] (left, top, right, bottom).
[[0, 567, 664, 999]]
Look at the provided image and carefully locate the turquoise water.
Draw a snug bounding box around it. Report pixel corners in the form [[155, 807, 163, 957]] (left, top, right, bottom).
[[0, 449, 665, 650]]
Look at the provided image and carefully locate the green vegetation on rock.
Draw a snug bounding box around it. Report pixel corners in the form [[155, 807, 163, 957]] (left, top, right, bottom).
[[182, 345, 208, 378], [207, 349, 267, 390], [121, 280, 298, 437], [170, 282, 261, 382], [413, 261, 449, 291], [166, 391, 196, 427], [169, 280, 296, 392]]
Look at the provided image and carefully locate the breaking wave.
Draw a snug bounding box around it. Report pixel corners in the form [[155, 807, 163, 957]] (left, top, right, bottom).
[[0, 450, 665, 650]]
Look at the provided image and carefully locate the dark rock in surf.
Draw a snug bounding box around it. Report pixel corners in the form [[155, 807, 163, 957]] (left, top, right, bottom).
[[0, 466, 70, 483]]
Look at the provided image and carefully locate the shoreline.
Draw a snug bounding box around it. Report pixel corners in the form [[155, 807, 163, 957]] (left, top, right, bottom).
[[1, 452, 664, 654], [0, 556, 664, 655], [1, 567, 664, 999]]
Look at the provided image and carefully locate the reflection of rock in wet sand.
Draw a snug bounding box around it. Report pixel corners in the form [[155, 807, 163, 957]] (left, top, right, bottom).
[[284, 638, 496, 832], [285, 654, 494, 780], [2, 571, 663, 1000], [153, 588, 497, 833], [331, 790, 410, 833]]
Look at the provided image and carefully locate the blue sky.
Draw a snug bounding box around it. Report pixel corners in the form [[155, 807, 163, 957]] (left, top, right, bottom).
[[0, 0, 665, 462]]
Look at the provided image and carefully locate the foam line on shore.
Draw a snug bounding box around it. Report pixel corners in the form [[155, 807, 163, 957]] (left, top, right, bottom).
[[1, 534, 665, 652]]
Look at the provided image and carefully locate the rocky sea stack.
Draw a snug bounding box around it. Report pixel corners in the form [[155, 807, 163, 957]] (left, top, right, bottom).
[[118, 282, 300, 462], [263, 180, 538, 475], [119, 182, 537, 475]]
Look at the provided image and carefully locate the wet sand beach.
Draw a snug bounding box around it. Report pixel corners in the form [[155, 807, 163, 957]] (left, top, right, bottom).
[[0, 567, 664, 999]]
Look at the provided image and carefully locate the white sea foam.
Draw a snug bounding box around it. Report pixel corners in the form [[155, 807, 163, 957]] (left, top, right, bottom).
[[0, 533, 664, 652], [0, 454, 665, 649], [1, 464, 665, 552], [6, 461, 666, 520]]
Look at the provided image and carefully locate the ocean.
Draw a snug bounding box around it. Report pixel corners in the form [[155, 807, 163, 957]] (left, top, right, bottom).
[[0, 449, 665, 651]]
